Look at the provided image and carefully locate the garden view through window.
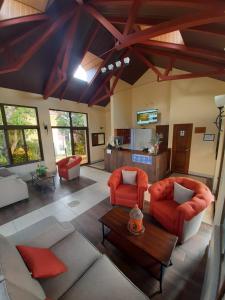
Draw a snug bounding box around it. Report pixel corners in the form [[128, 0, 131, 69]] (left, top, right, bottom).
[[0, 104, 42, 166], [49, 110, 89, 164]]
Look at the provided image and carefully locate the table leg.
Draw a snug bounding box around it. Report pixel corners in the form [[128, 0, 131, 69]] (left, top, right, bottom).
[[52, 176, 56, 190], [159, 264, 164, 293], [102, 223, 105, 245]]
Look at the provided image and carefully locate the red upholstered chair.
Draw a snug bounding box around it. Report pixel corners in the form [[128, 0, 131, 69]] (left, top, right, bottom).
[[149, 177, 214, 242], [108, 166, 148, 210], [56, 156, 82, 181]]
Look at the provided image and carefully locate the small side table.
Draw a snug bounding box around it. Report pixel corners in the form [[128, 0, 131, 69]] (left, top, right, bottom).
[[31, 171, 56, 191]]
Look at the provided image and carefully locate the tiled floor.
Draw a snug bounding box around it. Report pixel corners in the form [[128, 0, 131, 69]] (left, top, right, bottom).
[[0, 166, 111, 236]]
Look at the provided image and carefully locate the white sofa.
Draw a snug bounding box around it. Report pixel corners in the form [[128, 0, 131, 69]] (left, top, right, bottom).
[[0, 216, 149, 300], [0, 168, 29, 208]]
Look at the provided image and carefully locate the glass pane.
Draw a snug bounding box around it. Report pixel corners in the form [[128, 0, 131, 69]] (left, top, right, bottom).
[[71, 113, 87, 127], [0, 109, 3, 125], [24, 129, 41, 161], [0, 130, 9, 166], [5, 106, 37, 126], [73, 129, 88, 164], [50, 110, 70, 127], [8, 129, 27, 164], [52, 128, 72, 161]]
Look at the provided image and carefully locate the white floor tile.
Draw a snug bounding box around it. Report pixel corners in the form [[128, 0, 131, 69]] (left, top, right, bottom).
[[0, 221, 17, 236], [13, 210, 43, 232]]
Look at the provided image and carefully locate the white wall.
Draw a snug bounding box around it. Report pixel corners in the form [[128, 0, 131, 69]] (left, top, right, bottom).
[[0, 87, 107, 178]]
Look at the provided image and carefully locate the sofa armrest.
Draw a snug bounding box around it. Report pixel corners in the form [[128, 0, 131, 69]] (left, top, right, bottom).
[[8, 216, 75, 248], [108, 169, 122, 190], [137, 171, 148, 191], [176, 195, 209, 221], [56, 157, 68, 167], [148, 182, 166, 202], [67, 156, 82, 169]]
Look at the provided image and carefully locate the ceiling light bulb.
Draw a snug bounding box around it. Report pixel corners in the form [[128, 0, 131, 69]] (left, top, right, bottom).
[[124, 57, 130, 64], [101, 67, 107, 73], [108, 64, 114, 71], [115, 60, 121, 68]]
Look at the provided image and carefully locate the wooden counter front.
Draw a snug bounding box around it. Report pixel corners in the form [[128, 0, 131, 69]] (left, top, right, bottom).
[[104, 148, 171, 183]]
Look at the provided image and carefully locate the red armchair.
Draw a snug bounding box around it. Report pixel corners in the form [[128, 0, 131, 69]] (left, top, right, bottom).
[[149, 177, 214, 242], [56, 156, 82, 181], [108, 166, 148, 209]]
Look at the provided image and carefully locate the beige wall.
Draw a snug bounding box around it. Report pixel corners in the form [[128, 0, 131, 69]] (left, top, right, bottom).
[[0, 87, 107, 176], [111, 69, 225, 178], [110, 79, 132, 132], [131, 69, 171, 129]]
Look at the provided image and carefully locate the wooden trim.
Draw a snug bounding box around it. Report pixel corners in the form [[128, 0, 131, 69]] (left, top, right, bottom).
[[0, 13, 49, 29]]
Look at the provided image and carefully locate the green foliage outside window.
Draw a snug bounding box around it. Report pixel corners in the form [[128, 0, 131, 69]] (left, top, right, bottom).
[[5, 105, 37, 125], [0, 130, 8, 165]]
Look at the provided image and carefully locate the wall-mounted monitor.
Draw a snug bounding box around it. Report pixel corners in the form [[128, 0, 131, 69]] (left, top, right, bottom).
[[137, 109, 158, 125]]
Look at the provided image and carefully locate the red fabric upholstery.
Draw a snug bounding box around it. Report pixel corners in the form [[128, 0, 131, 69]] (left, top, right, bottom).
[[16, 245, 67, 278], [149, 177, 214, 241], [108, 166, 148, 209], [56, 155, 82, 180]]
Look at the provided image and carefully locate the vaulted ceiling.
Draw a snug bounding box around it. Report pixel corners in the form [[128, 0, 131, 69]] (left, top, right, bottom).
[[0, 0, 225, 107]]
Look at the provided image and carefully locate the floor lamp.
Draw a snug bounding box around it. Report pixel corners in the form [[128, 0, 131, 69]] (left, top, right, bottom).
[[215, 95, 225, 159]]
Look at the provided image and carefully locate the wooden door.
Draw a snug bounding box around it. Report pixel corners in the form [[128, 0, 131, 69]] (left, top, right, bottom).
[[156, 125, 169, 153], [172, 124, 193, 174]]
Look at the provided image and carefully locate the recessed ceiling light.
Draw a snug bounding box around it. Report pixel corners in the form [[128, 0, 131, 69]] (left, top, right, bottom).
[[108, 64, 114, 70], [101, 67, 107, 73]]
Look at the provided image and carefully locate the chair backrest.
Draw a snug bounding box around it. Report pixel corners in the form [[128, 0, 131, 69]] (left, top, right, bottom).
[[116, 166, 145, 183]]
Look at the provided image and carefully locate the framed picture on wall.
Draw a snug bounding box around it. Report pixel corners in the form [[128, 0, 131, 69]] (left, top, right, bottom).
[[203, 134, 215, 141], [92, 133, 105, 146]]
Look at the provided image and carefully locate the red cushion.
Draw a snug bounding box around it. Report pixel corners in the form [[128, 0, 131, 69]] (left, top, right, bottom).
[[115, 184, 138, 201], [16, 245, 67, 279]]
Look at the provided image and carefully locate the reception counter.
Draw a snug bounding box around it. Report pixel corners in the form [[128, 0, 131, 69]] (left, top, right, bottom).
[[104, 148, 171, 183]]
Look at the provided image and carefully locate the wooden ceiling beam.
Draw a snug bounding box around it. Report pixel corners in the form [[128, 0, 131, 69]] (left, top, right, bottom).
[[123, 0, 142, 35], [0, 10, 74, 75], [83, 4, 123, 41], [159, 69, 225, 81], [137, 46, 225, 70], [89, 72, 114, 105], [0, 13, 49, 29], [89, 92, 111, 106], [131, 47, 164, 78], [163, 58, 175, 76], [79, 48, 116, 102], [59, 23, 100, 100], [44, 8, 81, 99], [140, 40, 225, 63], [116, 10, 225, 50], [90, 0, 225, 10]]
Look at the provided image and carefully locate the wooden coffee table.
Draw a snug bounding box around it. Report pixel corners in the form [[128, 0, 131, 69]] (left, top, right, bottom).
[[99, 207, 178, 294]]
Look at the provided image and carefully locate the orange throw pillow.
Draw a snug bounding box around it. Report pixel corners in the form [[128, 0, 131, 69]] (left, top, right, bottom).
[[16, 245, 67, 279]]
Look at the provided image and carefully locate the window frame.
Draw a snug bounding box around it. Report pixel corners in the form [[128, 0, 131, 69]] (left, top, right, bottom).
[[49, 109, 90, 165], [0, 103, 44, 167]]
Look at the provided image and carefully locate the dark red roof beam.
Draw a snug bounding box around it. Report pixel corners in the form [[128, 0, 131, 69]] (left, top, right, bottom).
[[123, 0, 142, 36], [83, 4, 123, 41], [88, 72, 115, 106], [110, 49, 130, 94], [136, 46, 225, 70], [44, 8, 81, 99], [159, 69, 225, 81], [0, 10, 74, 75], [116, 10, 225, 50], [79, 48, 116, 102], [163, 58, 175, 76], [90, 0, 225, 10], [140, 40, 225, 64], [0, 14, 49, 29], [131, 47, 164, 79], [89, 93, 111, 106], [0, 22, 48, 55], [59, 23, 100, 100]]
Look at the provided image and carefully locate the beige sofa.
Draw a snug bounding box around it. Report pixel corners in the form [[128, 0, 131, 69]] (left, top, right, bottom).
[[0, 216, 149, 300]]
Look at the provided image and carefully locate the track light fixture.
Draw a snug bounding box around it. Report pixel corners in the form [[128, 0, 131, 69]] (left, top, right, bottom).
[[101, 57, 131, 74]]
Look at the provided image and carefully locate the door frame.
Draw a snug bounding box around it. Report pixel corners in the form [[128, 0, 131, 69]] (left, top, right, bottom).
[[171, 123, 193, 174]]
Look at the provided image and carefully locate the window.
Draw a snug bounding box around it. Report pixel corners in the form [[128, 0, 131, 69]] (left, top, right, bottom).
[[0, 104, 43, 166], [73, 65, 88, 82], [49, 110, 89, 164]]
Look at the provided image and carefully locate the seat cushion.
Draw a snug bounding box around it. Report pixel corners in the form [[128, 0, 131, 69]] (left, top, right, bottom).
[[115, 184, 138, 202], [39, 231, 101, 300], [151, 200, 179, 234], [0, 235, 45, 300], [16, 245, 67, 279], [60, 255, 148, 300]]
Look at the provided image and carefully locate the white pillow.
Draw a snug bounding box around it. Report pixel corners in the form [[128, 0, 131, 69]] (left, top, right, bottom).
[[122, 170, 137, 185], [174, 182, 194, 204]]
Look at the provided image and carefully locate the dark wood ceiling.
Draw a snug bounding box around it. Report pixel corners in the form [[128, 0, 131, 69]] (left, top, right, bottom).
[[0, 0, 225, 107]]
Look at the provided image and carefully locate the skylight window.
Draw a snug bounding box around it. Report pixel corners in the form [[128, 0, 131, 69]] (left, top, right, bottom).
[[73, 65, 88, 82]]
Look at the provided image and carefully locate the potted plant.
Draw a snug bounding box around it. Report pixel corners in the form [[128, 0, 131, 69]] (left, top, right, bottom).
[[36, 163, 48, 177], [149, 133, 161, 155]]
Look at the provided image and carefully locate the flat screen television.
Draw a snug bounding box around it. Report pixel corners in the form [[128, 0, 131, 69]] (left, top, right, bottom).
[[137, 109, 158, 125]]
